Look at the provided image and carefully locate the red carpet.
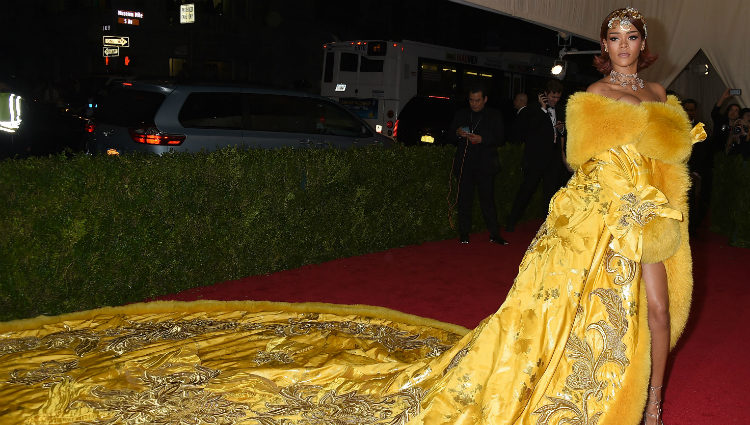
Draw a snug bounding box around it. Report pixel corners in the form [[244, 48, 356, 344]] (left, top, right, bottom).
[[156, 220, 749, 424]]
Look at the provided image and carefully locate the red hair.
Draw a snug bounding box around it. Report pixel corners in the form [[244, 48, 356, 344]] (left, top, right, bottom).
[[593, 8, 658, 75]]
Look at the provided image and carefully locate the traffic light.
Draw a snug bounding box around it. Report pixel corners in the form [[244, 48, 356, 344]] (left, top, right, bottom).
[[124, 56, 131, 66]]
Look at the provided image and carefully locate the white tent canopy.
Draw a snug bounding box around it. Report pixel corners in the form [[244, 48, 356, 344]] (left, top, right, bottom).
[[453, 0, 749, 107]]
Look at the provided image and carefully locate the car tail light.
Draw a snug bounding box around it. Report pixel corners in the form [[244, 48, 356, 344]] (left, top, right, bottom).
[[393, 120, 399, 138], [129, 125, 185, 145], [85, 120, 95, 133], [386, 120, 394, 129], [386, 109, 394, 118]]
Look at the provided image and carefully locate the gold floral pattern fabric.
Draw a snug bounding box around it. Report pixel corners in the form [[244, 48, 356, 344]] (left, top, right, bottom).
[[0, 144, 682, 424]]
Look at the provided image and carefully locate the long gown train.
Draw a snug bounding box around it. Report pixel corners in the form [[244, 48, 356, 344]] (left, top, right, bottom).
[[0, 93, 704, 425]]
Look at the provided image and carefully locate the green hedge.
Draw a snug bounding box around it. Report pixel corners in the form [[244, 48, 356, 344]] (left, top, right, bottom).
[[0, 145, 545, 321], [711, 153, 750, 247], [9, 145, 742, 322]]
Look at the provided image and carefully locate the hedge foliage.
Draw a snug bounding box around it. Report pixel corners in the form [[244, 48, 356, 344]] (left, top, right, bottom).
[[1, 144, 545, 321], [710, 153, 750, 247]]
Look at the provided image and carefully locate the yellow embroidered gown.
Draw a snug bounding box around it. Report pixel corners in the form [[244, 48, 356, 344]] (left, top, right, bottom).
[[0, 94, 704, 425]]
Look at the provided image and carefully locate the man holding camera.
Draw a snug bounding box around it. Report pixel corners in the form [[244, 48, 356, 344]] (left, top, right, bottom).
[[725, 107, 750, 156], [506, 79, 566, 232], [450, 84, 507, 245]]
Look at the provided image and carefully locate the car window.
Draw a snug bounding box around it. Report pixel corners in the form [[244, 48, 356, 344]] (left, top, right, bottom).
[[95, 89, 166, 126], [178, 92, 242, 129], [244, 94, 367, 137], [244, 94, 318, 133], [315, 100, 367, 137]]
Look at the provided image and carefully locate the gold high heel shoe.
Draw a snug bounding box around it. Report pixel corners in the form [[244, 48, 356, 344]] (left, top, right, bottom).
[[643, 385, 663, 425]]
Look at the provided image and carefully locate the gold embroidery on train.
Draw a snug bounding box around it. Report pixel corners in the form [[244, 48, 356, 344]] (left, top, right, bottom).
[[71, 365, 248, 424], [267, 318, 455, 357], [532, 288, 629, 424], [534, 287, 560, 301], [7, 359, 79, 387], [105, 318, 241, 356], [250, 384, 424, 425], [253, 350, 294, 366], [449, 373, 482, 406], [604, 248, 638, 285], [1, 317, 456, 359], [0, 328, 100, 357], [444, 347, 469, 376]]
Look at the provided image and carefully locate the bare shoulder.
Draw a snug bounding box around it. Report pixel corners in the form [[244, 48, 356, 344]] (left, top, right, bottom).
[[647, 82, 667, 102], [586, 80, 609, 94]]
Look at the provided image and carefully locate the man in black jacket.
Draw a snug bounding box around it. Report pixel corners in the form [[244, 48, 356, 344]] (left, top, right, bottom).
[[506, 79, 566, 232], [450, 85, 508, 245]]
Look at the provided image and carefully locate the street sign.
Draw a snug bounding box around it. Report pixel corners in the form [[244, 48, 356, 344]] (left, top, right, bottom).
[[103, 47, 120, 57], [117, 9, 142, 25], [117, 10, 143, 19], [180, 4, 195, 24], [103, 36, 130, 47], [117, 17, 140, 26]]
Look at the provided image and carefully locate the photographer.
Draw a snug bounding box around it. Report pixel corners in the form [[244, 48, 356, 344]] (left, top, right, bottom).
[[725, 107, 750, 157], [450, 84, 507, 245], [711, 88, 741, 153]]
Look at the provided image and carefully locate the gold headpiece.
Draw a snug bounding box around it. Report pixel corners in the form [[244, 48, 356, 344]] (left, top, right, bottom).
[[607, 7, 647, 39]]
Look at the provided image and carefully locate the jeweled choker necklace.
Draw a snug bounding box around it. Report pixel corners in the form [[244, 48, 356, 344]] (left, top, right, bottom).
[[610, 70, 645, 91]]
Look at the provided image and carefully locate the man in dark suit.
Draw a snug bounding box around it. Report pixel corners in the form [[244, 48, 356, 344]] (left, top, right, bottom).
[[450, 84, 508, 245], [506, 79, 566, 232], [508, 92, 528, 144]]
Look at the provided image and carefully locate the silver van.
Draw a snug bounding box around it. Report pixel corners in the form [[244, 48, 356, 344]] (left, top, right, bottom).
[[87, 81, 392, 154]]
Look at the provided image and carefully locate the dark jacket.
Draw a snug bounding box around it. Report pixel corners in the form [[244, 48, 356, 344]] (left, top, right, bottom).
[[450, 106, 504, 176], [514, 105, 564, 168]]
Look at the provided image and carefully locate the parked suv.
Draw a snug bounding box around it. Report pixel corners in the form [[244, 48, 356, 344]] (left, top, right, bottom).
[[395, 96, 458, 146], [87, 81, 392, 154]]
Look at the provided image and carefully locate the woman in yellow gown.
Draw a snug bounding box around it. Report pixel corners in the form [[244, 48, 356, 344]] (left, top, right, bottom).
[[0, 8, 705, 425]]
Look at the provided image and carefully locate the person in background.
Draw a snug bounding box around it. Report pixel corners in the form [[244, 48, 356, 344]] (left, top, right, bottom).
[[684, 98, 708, 233], [506, 79, 565, 232], [512, 92, 527, 114], [725, 107, 750, 156], [449, 84, 508, 245], [508, 92, 528, 144], [683, 98, 697, 125], [711, 88, 741, 153]]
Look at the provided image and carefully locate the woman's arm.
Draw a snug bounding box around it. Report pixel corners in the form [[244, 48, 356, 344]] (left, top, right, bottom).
[[716, 88, 731, 108]]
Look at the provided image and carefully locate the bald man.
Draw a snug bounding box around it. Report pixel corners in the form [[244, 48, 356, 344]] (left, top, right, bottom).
[[513, 92, 528, 113]]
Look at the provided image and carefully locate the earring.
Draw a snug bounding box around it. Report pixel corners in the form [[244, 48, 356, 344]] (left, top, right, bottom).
[[604, 46, 609, 52], [641, 44, 645, 51]]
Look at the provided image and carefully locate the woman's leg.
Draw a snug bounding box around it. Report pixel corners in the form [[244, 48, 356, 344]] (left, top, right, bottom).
[[642, 261, 670, 424]]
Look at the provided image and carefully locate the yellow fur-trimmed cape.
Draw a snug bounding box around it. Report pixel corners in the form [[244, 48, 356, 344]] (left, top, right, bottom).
[[566, 92, 702, 348]]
